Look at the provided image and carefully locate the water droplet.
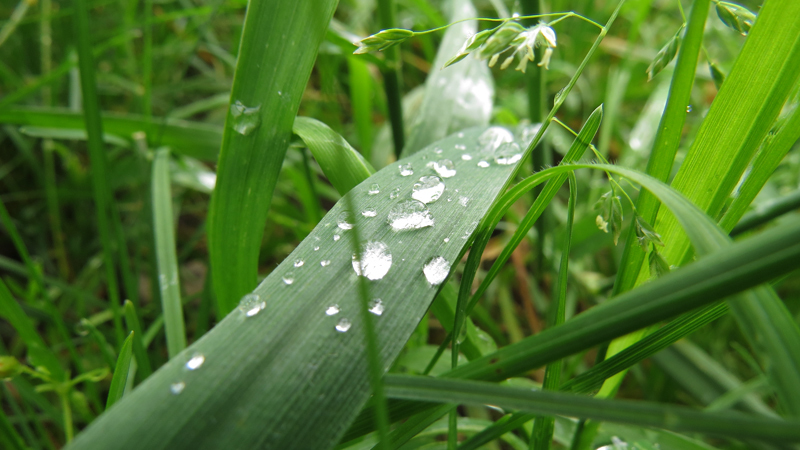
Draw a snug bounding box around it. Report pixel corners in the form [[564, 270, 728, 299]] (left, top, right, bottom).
[[282, 272, 295, 285], [461, 154, 472, 161], [457, 132, 465, 138], [352, 241, 392, 280], [335, 318, 352, 332], [314, 246, 320, 251], [518, 123, 542, 148], [337, 211, 354, 230], [368, 299, 384, 316], [320, 260, 331, 267], [458, 196, 469, 207], [423, 256, 451, 285], [455, 143, 467, 151], [432, 160, 456, 178], [399, 163, 414, 176], [368, 183, 380, 195], [434, 147, 443, 154], [412, 176, 445, 204], [494, 142, 522, 165], [361, 208, 377, 218], [388, 200, 435, 231], [238, 293, 266, 317], [444, 237, 450, 243], [229, 101, 262, 136], [170, 382, 185, 395], [333, 234, 341, 241], [185, 353, 205, 370], [389, 188, 401, 199], [686, 105, 692, 112], [477, 160, 490, 168], [294, 259, 304, 267], [478, 127, 514, 153], [325, 304, 340, 316]]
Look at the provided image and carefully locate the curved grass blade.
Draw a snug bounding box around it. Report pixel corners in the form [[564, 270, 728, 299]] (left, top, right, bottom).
[[66, 128, 523, 450], [293, 117, 375, 195], [384, 375, 800, 443], [401, 0, 493, 157], [207, 0, 339, 315], [106, 332, 134, 410], [151, 148, 187, 358]]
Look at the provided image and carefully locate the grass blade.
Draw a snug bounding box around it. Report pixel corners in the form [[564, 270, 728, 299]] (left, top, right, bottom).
[[105, 332, 134, 410], [207, 0, 339, 315], [151, 148, 187, 358]]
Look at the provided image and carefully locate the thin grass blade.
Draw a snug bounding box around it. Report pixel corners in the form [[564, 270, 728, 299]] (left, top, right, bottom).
[[105, 332, 134, 410]]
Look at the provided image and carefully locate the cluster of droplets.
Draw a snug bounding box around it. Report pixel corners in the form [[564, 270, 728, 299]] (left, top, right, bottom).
[[170, 351, 208, 395]]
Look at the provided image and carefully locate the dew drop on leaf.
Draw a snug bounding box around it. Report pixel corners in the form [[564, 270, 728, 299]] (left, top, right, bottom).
[[478, 126, 514, 154], [325, 304, 340, 316], [282, 272, 295, 285], [335, 318, 352, 333], [229, 100, 261, 136], [461, 154, 472, 161], [412, 176, 445, 204], [389, 188, 401, 199], [368, 299, 384, 316], [185, 353, 205, 371], [320, 260, 331, 267], [294, 259, 304, 267], [170, 382, 185, 395], [337, 211, 354, 230], [368, 183, 380, 195], [423, 256, 451, 285], [388, 200, 435, 231], [361, 208, 377, 218], [399, 163, 414, 176], [432, 159, 456, 178], [494, 142, 522, 165], [477, 160, 490, 168], [352, 241, 392, 280], [238, 293, 266, 317]]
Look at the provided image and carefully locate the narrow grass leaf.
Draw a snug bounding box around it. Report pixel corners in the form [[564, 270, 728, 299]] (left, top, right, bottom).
[[151, 148, 186, 358], [105, 332, 134, 410], [383, 375, 800, 443], [207, 0, 339, 315], [293, 117, 375, 195], [123, 300, 152, 380]]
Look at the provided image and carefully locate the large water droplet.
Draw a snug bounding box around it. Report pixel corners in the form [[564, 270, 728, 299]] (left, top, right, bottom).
[[388, 200, 434, 231], [518, 123, 542, 148], [282, 272, 295, 285], [368, 183, 380, 195], [320, 260, 331, 267], [412, 176, 445, 204], [389, 188, 401, 199], [229, 101, 261, 136], [423, 256, 451, 285], [399, 163, 414, 176], [494, 142, 522, 165], [293, 259, 304, 268], [368, 299, 384, 316], [326, 304, 340, 316], [461, 154, 472, 161], [186, 353, 205, 370], [352, 241, 392, 280], [432, 160, 456, 178], [477, 160, 490, 168], [361, 208, 377, 218], [337, 211, 354, 230], [170, 382, 185, 395], [478, 126, 514, 153], [238, 293, 265, 317], [335, 318, 352, 332]]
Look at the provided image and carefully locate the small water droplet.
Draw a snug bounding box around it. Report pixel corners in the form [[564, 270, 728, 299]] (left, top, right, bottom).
[[282, 272, 295, 285], [455, 143, 467, 151], [361, 208, 377, 218], [170, 382, 185, 395], [320, 260, 331, 267], [326, 304, 340, 316], [458, 196, 469, 207], [686, 105, 693, 113], [368, 183, 380, 195], [457, 132, 465, 138], [186, 353, 205, 370], [444, 237, 450, 243], [335, 318, 352, 332], [352, 241, 392, 280], [412, 176, 445, 204], [337, 211, 354, 230], [333, 234, 341, 241], [461, 154, 472, 161], [478, 127, 514, 154], [432, 159, 456, 178], [494, 142, 522, 165], [518, 123, 542, 148], [399, 163, 414, 176], [478, 160, 490, 168], [434, 147, 443, 154], [294, 259, 304, 267], [423, 256, 451, 285], [389, 188, 401, 199], [314, 246, 320, 251], [238, 293, 266, 317], [388, 200, 435, 230], [229, 100, 262, 136], [368, 299, 384, 316]]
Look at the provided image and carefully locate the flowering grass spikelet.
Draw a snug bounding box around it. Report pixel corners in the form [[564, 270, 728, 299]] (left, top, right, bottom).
[[353, 28, 414, 54]]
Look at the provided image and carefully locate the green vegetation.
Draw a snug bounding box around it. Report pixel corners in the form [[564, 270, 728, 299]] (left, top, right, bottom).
[[1, 0, 799, 449]]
